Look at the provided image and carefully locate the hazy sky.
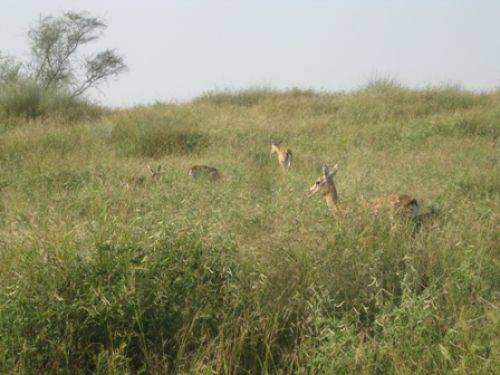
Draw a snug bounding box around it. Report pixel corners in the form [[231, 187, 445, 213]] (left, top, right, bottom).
[[2, 0, 499, 106]]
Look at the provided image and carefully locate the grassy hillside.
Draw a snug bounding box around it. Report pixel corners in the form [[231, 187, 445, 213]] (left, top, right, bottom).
[[0, 85, 498, 373]]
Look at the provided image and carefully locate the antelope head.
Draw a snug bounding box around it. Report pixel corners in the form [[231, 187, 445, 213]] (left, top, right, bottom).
[[305, 163, 338, 198]]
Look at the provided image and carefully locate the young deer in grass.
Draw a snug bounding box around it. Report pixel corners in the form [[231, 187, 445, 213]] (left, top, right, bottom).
[[305, 163, 420, 219], [126, 164, 163, 189], [270, 141, 293, 171], [187, 165, 221, 180], [148, 164, 163, 181]]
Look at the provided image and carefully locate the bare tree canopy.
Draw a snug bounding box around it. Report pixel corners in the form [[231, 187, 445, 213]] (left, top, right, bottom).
[[0, 52, 22, 83], [28, 11, 127, 97]]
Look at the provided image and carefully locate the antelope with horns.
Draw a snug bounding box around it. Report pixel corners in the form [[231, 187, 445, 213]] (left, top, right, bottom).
[[148, 164, 163, 181], [305, 163, 420, 219], [126, 164, 163, 190]]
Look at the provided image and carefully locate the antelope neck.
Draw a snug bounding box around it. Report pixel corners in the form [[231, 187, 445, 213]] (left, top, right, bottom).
[[324, 179, 338, 209]]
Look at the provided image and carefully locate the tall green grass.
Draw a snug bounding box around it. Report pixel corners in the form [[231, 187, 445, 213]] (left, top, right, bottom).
[[0, 79, 103, 123], [108, 107, 208, 157], [0, 85, 498, 373]]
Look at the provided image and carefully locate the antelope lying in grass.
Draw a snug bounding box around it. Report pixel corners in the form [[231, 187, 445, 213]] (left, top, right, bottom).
[[188, 165, 221, 180], [148, 164, 163, 181], [270, 141, 293, 171], [126, 164, 163, 189], [128, 175, 146, 189], [305, 163, 420, 219]]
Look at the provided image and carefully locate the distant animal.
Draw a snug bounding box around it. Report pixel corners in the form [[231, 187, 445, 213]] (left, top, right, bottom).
[[305, 163, 420, 219], [126, 175, 146, 190], [270, 140, 292, 171], [126, 164, 163, 189], [187, 165, 221, 180], [148, 164, 163, 181]]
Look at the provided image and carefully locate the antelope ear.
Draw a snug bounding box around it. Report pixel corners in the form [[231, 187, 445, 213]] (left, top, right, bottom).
[[148, 165, 154, 174], [157, 165, 161, 172], [329, 163, 339, 178], [322, 164, 329, 178]]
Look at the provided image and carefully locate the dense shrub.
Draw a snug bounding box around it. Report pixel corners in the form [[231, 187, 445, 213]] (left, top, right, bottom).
[[109, 110, 208, 157], [0, 80, 103, 122], [193, 87, 319, 107], [194, 88, 275, 107], [1, 231, 306, 372], [1, 218, 497, 373]]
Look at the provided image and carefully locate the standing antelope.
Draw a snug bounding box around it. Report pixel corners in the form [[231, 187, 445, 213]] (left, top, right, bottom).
[[188, 165, 221, 180], [270, 141, 293, 171], [305, 163, 420, 219]]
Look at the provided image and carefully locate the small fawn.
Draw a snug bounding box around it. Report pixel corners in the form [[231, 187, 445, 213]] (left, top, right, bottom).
[[126, 164, 163, 189], [148, 164, 163, 181], [187, 165, 221, 180], [306, 163, 420, 219], [270, 141, 292, 171]]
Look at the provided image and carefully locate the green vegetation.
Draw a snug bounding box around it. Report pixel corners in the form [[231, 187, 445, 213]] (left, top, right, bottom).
[[0, 79, 103, 122], [0, 85, 498, 373], [0, 10, 125, 122]]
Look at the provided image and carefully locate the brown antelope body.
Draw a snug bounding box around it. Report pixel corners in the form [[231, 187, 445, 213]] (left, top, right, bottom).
[[127, 175, 146, 189], [270, 141, 292, 171], [306, 164, 420, 219], [188, 165, 221, 180], [148, 164, 163, 181], [126, 164, 163, 189]]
